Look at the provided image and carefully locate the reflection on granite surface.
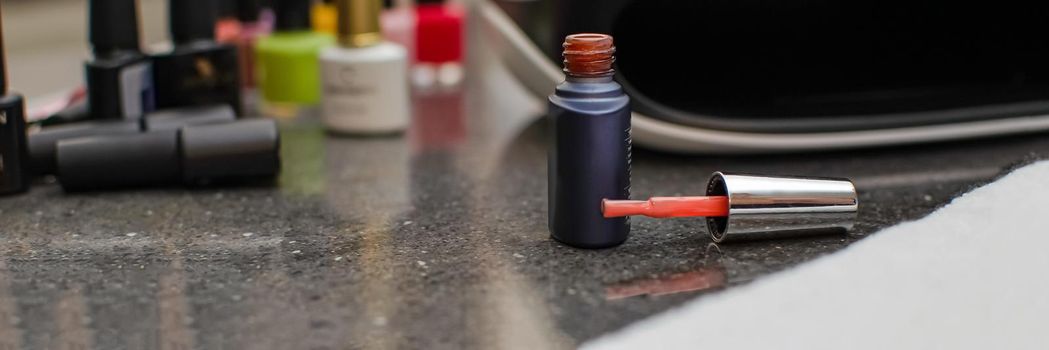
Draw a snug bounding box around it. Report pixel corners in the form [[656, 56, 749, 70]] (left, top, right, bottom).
[[3, 12, 1049, 350], [605, 267, 726, 300]]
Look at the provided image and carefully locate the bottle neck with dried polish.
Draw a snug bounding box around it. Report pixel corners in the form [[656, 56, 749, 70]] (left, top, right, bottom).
[[556, 33, 623, 98], [562, 33, 617, 83]]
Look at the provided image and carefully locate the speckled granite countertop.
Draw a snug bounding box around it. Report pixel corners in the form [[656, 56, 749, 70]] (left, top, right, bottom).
[[2, 18, 1049, 350]]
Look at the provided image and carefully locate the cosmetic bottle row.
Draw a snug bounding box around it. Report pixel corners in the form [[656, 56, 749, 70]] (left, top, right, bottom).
[[73, 0, 463, 130], [250, 0, 463, 133], [1, 1, 281, 195], [4, 0, 465, 195], [312, 0, 464, 87], [87, 0, 241, 121]]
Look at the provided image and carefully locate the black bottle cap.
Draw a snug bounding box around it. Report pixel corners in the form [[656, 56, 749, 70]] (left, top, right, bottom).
[[28, 120, 141, 176], [88, 0, 142, 56], [237, 0, 263, 22], [170, 0, 219, 44], [56, 130, 182, 192], [274, 0, 311, 31], [181, 119, 280, 184]]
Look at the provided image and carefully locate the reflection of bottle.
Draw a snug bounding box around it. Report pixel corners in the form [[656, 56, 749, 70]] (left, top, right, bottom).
[[85, 0, 155, 119], [0, 4, 29, 195], [320, 0, 410, 134], [153, 0, 243, 115], [256, 0, 334, 111], [411, 87, 464, 152], [548, 34, 631, 248], [413, 0, 463, 87]]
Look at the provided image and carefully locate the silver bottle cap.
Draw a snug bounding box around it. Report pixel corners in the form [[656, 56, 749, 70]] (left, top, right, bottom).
[[705, 172, 858, 243]]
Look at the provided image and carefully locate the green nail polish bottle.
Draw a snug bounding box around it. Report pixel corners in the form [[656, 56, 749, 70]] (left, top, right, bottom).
[[255, 0, 335, 107]]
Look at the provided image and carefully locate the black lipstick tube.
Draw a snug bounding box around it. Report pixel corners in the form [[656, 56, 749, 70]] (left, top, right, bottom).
[[55, 119, 279, 191]]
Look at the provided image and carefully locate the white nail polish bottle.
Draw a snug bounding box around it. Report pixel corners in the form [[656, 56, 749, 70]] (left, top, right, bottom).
[[320, 0, 410, 134]]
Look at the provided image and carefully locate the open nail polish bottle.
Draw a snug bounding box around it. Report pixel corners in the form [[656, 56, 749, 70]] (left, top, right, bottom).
[[548, 34, 632, 248]]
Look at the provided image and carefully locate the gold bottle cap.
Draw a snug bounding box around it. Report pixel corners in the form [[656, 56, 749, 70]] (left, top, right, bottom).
[[337, 0, 383, 48]]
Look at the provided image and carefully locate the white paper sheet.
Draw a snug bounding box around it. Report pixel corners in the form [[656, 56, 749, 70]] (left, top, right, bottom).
[[585, 161, 1049, 350]]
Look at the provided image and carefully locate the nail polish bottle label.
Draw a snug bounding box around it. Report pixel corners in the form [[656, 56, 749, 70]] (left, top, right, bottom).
[[118, 61, 155, 117]]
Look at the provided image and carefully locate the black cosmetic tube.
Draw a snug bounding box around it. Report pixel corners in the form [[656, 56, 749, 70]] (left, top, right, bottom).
[[28, 104, 236, 176], [56, 119, 280, 192]]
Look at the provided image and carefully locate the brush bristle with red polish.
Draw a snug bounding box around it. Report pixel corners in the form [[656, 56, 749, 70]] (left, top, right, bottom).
[[602, 196, 730, 218]]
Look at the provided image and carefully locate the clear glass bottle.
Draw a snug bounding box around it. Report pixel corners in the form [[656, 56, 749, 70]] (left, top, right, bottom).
[[319, 0, 410, 134]]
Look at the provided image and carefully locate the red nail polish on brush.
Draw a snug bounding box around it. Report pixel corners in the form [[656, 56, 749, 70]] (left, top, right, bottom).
[[603, 173, 859, 243], [603, 196, 729, 219]]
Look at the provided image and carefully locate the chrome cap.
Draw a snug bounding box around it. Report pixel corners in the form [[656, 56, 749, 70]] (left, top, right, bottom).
[[705, 172, 858, 243]]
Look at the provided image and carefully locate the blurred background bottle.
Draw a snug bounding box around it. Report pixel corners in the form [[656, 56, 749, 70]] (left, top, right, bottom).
[[217, 0, 272, 89], [412, 0, 463, 88], [256, 0, 334, 119], [85, 0, 155, 120], [320, 0, 410, 134], [382, 0, 415, 63], [153, 0, 243, 116], [217, 0, 272, 116], [312, 0, 337, 36]]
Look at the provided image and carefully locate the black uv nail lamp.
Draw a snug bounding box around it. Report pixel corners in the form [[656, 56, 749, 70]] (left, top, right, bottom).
[[480, 0, 1049, 153]]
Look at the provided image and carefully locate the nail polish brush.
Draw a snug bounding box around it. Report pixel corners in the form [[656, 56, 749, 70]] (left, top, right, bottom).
[[603, 173, 859, 243]]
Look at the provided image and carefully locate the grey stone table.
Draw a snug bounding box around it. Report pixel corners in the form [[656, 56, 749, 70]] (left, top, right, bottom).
[[2, 21, 1049, 350]]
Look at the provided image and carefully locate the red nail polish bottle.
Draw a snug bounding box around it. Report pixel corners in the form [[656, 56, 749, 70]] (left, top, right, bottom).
[[413, 0, 464, 87]]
